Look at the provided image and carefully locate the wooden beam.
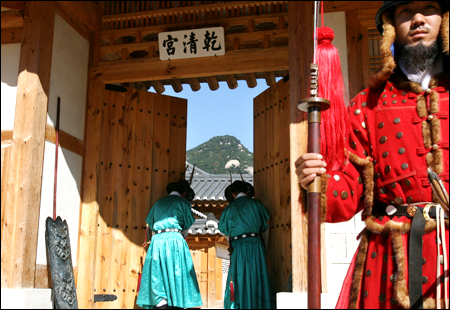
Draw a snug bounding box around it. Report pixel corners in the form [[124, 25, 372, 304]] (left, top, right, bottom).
[[225, 74, 238, 89], [288, 1, 311, 293], [264, 71, 276, 86], [1, 10, 23, 29], [323, 1, 382, 13], [1, 27, 22, 44], [45, 124, 85, 157], [187, 77, 201, 92], [0, 1, 25, 11], [244, 72, 257, 88], [205, 76, 219, 91], [102, 1, 285, 22], [1, 130, 13, 143], [150, 80, 165, 93], [92, 46, 289, 83], [1, 1, 55, 289], [54, 1, 91, 41], [170, 79, 183, 93], [56, 1, 102, 32]]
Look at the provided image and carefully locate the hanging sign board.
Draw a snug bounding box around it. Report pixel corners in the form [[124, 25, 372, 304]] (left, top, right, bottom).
[[158, 27, 225, 61]]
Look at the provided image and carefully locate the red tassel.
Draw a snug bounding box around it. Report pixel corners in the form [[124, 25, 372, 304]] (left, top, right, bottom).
[[230, 280, 235, 302], [315, 26, 349, 172]]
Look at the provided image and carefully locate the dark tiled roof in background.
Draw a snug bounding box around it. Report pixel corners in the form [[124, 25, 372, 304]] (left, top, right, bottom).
[[185, 162, 253, 202]]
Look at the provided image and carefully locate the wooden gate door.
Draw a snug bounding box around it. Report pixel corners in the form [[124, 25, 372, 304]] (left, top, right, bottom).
[[253, 77, 292, 294], [92, 85, 187, 309]]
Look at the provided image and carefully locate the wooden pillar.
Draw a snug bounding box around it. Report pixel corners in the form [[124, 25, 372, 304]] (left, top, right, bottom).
[[1, 1, 55, 288], [288, 1, 313, 293]]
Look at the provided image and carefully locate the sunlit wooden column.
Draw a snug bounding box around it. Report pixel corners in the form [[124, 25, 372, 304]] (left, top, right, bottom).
[[1, 1, 55, 288], [288, 1, 312, 293]]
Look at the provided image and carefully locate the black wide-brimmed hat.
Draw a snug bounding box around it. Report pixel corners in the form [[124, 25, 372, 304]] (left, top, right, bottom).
[[375, 1, 449, 33], [225, 180, 255, 202], [166, 179, 195, 201]]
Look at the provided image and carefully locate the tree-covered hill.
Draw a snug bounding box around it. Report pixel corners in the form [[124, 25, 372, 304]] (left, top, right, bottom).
[[186, 135, 253, 174]]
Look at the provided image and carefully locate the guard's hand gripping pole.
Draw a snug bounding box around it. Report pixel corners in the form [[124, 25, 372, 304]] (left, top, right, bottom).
[[298, 63, 330, 309]]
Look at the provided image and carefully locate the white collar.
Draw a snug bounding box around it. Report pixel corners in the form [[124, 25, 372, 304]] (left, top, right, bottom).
[[398, 54, 443, 90], [169, 191, 181, 197], [236, 192, 247, 199]]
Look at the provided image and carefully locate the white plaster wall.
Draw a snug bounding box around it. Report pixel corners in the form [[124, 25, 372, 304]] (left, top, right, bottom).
[[325, 211, 366, 295], [47, 14, 89, 141], [323, 11, 350, 101], [36, 142, 82, 267], [1, 43, 21, 130]]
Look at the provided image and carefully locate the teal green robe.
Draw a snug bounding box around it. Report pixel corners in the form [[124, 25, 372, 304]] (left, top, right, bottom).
[[136, 195, 202, 309], [218, 196, 275, 309]]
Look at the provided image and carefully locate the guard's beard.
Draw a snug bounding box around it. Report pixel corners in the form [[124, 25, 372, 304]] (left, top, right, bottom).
[[397, 40, 440, 72]]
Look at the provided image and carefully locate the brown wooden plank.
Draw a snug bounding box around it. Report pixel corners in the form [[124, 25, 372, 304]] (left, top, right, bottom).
[[105, 89, 131, 309], [114, 88, 137, 308], [92, 86, 112, 302], [77, 80, 103, 309], [91, 46, 289, 83], [1, 145, 12, 269], [0, 1, 25, 12], [200, 249, 208, 307], [355, 8, 378, 22], [98, 88, 122, 310], [150, 93, 171, 206], [2, 1, 55, 289], [1, 10, 23, 28], [207, 246, 216, 307], [278, 79, 292, 294], [169, 96, 188, 184], [127, 89, 155, 306], [1, 26, 22, 44], [288, 1, 311, 293], [215, 257, 223, 301], [44, 124, 84, 157], [323, 1, 382, 13]]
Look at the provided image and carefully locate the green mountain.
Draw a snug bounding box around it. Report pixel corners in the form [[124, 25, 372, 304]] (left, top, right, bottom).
[[186, 135, 253, 174]]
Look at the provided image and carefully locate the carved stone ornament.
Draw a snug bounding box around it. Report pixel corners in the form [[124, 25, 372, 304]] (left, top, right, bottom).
[[45, 216, 78, 309]]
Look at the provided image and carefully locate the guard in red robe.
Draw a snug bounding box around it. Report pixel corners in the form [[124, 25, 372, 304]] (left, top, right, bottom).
[[296, 1, 449, 308]]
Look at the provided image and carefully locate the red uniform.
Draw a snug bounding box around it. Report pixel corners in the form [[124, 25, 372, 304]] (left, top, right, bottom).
[[327, 69, 449, 309]]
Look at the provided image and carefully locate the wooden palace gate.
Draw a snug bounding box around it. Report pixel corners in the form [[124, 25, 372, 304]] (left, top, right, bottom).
[[90, 85, 187, 308]]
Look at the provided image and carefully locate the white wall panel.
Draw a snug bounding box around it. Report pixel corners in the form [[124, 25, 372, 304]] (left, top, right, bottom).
[[1, 43, 21, 130], [47, 14, 89, 141]]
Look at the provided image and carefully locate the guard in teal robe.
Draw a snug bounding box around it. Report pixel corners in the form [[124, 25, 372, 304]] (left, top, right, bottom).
[[136, 179, 202, 309], [219, 180, 275, 309]]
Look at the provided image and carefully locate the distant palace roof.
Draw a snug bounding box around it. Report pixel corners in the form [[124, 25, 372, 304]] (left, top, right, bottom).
[[185, 162, 253, 202]]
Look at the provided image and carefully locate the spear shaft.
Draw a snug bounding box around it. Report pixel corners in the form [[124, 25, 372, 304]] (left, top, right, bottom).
[[298, 2, 330, 307]]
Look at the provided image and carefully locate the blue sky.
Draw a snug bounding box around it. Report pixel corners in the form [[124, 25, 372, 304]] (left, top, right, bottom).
[[150, 78, 281, 153]]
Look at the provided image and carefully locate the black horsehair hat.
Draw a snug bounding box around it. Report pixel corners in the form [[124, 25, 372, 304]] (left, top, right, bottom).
[[166, 165, 195, 201], [375, 1, 450, 34], [225, 170, 255, 202]]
